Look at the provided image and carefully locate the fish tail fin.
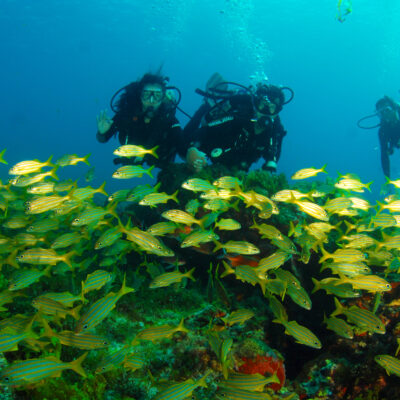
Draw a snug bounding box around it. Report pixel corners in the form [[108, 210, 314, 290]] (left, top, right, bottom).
[[343, 220, 354, 235], [71, 304, 82, 320], [384, 176, 391, 186], [150, 145, 159, 159], [119, 274, 135, 297], [69, 352, 88, 378], [50, 166, 59, 181], [80, 281, 87, 303], [185, 267, 196, 282], [311, 277, 321, 293], [318, 244, 330, 263], [97, 181, 108, 197], [82, 153, 91, 165], [220, 261, 234, 278], [106, 202, 119, 219], [0, 148, 8, 164], [43, 265, 52, 277], [375, 201, 385, 215], [212, 240, 223, 253], [171, 190, 179, 204], [63, 251, 76, 269], [45, 155, 54, 168], [231, 199, 240, 212], [258, 278, 267, 296], [321, 163, 328, 173], [147, 165, 155, 179], [365, 181, 373, 192], [331, 297, 345, 317], [176, 317, 189, 333], [288, 220, 296, 237], [197, 370, 212, 388], [41, 316, 55, 338], [7, 250, 20, 269]]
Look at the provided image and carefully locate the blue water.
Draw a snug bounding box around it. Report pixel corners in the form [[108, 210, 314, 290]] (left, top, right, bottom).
[[1, 0, 400, 197]]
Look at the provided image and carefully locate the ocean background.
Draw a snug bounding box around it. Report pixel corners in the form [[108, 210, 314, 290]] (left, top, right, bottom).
[[1, 0, 400, 196]]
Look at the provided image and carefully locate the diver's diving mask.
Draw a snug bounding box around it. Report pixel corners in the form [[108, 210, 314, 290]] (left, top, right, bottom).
[[141, 88, 164, 103]]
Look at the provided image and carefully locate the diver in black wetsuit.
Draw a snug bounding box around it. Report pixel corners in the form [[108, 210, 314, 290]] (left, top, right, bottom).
[[376, 96, 400, 178], [184, 75, 292, 173], [96, 73, 185, 168]]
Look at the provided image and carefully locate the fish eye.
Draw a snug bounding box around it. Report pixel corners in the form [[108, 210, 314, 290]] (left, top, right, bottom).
[[83, 324, 88, 329], [103, 341, 108, 345], [4, 377, 9, 382]]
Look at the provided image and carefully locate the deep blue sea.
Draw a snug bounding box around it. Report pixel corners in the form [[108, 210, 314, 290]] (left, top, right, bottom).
[[1, 0, 400, 197]]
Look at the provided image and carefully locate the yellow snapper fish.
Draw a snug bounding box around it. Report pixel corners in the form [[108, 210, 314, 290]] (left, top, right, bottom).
[[55, 153, 90, 167], [214, 218, 241, 231], [8, 156, 54, 175], [75, 275, 134, 334], [139, 190, 179, 207], [149, 268, 195, 288], [292, 199, 329, 221], [272, 189, 310, 202], [336, 274, 391, 292], [152, 371, 210, 400], [213, 240, 260, 255], [27, 181, 56, 195], [334, 177, 372, 192], [41, 318, 108, 350], [161, 209, 204, 227], [213, 176, 242, 190], [332, 298, 385, 334], [181, 178, 215, 192], [16, 248, 74, 268], [25, 194, 71, 214], [9, 168, 59, 187], [113, 144, 159, 158], [112, 165, 154, 179], [291, 164, 327, 180], [181, 230, 219, 248], [0, 352, 87, 385], [275, 319, 321, 349], [134, 318, 189, 343], [375, 355, 400, 377], [146, 221, 177, 236], [221, 309, 255, 326]]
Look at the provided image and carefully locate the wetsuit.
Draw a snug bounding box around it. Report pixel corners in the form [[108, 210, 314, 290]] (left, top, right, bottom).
[[97, 82, 184, 168], [379, 118, 400, 178], [184, 93, 286, 171]]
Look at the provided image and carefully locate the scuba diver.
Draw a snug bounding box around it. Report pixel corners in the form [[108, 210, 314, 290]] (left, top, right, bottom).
[[358, 95, 400, 178], [183, 73, 293, 173], [96, 72, 185, 168]]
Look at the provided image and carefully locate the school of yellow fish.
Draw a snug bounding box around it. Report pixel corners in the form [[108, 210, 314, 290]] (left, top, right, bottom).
[[1, 146, 400, 397]]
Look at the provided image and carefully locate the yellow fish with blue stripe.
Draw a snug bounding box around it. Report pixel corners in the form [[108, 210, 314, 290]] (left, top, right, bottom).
[[75, 275, 134, 334], [375, 354, 400, 377], [154, 371, 210, 400], [134, 318, 188, 343], [149, 268, 195, 288], [0, 352, 87, 385]]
